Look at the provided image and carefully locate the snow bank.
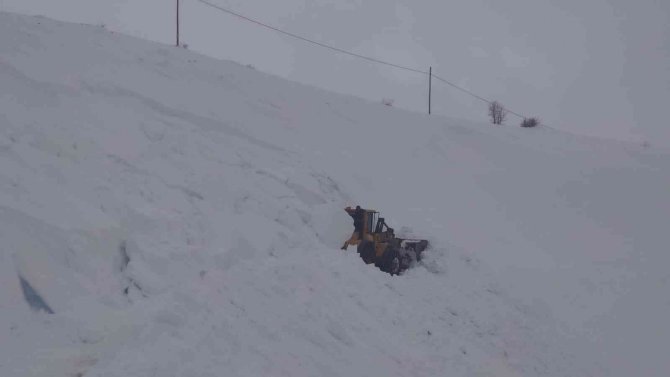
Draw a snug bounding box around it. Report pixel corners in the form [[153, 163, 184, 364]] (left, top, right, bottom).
[[1, 11, 669, 377]]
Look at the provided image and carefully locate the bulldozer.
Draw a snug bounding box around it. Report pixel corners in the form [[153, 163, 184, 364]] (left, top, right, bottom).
[[341, 206, 429, 275]]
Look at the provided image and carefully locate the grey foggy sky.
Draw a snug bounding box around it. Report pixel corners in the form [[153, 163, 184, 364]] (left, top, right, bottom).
[[3, 0, 669, 145]]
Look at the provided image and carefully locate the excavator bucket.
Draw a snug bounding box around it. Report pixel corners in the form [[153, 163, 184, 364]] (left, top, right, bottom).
[[400, 239, 429, 258]]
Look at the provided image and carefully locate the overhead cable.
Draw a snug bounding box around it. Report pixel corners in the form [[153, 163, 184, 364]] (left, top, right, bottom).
[[195, 0, 528, 119]]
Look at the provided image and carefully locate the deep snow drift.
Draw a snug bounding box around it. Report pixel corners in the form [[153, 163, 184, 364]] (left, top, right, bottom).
[[1, 12, 669, 377]]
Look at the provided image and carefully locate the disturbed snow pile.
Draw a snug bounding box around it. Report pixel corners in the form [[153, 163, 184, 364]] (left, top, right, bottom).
[[1, 12, 670, 377]]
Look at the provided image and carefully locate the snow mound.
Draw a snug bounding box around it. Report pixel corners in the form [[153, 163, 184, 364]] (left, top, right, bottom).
[[1, 11, 669, 377]]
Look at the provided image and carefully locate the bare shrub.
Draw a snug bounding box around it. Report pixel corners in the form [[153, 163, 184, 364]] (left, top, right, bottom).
[[488, 101, 507, 125], [521, 117, 540, 128]]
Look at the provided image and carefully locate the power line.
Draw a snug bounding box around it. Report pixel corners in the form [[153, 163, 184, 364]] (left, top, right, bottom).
[[432, 75, 493, 105], [194, 0, 528, 120], [195, 0, 428, 75], [432, 75, 525, 119]]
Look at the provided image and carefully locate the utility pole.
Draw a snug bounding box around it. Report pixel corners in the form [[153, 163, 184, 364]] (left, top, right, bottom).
[[428, 66, 432, 115], [176, 0, 180, 47]]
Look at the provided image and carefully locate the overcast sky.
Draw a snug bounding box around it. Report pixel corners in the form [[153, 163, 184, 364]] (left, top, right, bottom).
[[3, 0, 669, 145]]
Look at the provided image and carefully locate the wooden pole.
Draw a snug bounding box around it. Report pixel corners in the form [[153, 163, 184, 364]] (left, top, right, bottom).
[[428, 66, 432, 115], [176, 0, 180, 47]]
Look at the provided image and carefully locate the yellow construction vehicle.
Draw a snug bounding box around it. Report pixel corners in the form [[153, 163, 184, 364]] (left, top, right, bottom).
[[341, 206, 429, 275]]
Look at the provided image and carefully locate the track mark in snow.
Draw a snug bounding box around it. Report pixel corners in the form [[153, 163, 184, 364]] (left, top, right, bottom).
[[0, 60, 72, 106], [18, 274, 54, 314], [82, 82, 290, 154], [139, 119, 167, 142], [118, 240, 130, 272]]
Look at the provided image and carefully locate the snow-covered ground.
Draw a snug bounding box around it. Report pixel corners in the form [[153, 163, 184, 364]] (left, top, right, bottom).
[[1, 12, 669, 377]]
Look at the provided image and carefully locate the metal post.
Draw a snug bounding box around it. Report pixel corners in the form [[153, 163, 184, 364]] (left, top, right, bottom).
[[428, 66, 432, 115], [176, 0, 180, 47]]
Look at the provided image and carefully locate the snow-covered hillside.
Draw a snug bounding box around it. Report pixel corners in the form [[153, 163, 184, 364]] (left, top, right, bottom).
[[1, 12, 669, 377]]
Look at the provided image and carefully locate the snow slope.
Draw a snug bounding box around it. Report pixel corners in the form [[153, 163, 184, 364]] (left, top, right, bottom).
[[1, 12, 669, 377]]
